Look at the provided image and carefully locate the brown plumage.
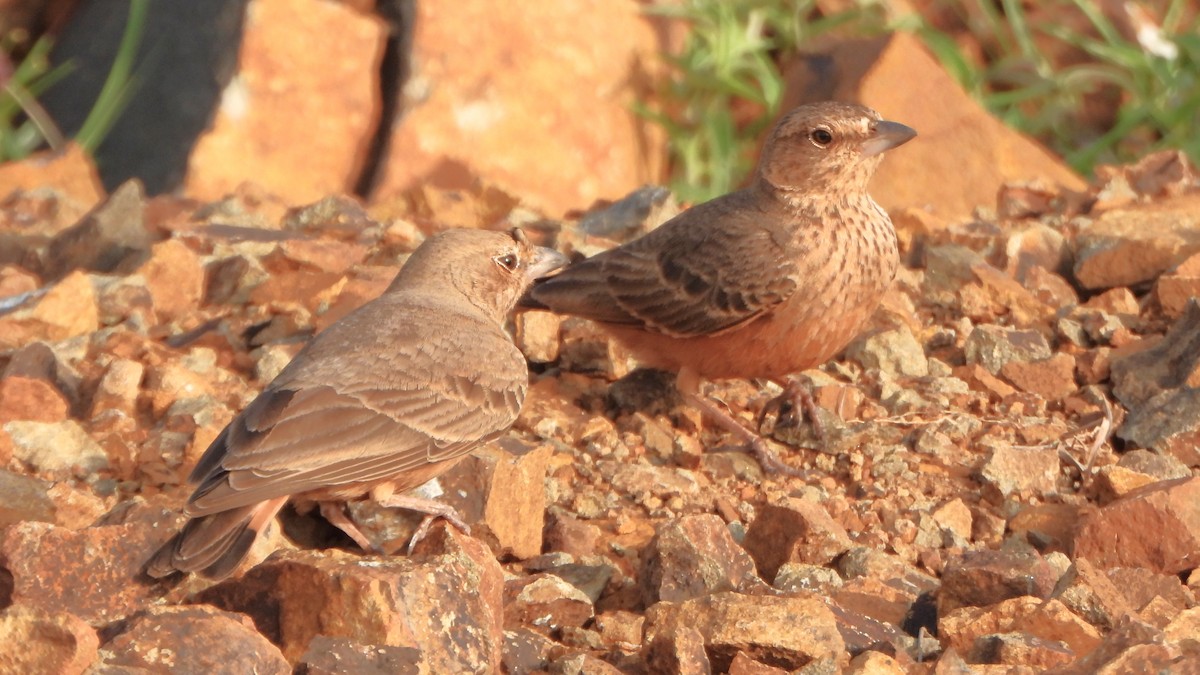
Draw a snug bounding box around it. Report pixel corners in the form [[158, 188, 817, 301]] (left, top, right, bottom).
[[146, 228, 568, 579], [523, 101, 916, 472]]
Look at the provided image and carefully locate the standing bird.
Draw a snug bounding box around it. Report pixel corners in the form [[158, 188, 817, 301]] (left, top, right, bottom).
[[522, 102, 915, 474], [146, 228, 568, 579]]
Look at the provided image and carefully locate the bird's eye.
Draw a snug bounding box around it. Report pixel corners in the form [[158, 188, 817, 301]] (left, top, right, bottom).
[[494, 253, 519, 272], [810, 128, 834, 146]]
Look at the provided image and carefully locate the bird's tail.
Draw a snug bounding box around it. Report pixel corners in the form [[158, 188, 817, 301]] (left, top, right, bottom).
[[145, 497, 288, 580]]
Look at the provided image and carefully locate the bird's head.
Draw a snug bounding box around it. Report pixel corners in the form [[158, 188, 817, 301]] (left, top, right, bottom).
[[390, 228, 569, 321], [757, 101, 916, 198]]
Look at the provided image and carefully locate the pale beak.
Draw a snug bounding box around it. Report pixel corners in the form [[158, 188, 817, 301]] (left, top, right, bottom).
[[861, 120, 917, 157], [527, 246, 570, 281]]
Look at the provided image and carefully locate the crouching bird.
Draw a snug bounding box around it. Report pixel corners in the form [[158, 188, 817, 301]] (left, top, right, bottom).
[[147, 228, 568, 579], [521, 102, 916, 475]]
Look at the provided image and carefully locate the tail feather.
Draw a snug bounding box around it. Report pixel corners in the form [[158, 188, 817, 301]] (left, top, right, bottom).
[[145, 497, 288, 580]]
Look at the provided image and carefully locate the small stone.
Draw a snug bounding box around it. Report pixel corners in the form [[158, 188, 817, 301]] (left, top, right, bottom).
[[1057, 558, 1135, 630], [594, 611, 644, 649], [515, 310, 564, 363], [998, 353, 1077, 401], [939, 549, 1059, 616], [727, 651, 789, 675], [44, 180, 150, 278], [963, 325, 1052, 375], [978, 444, 1059, 498], [0, 605, 98, 675], [1073, 192, 1200, 289], [90, 358, 144, 416], [931, 498, 974, 543], [742, 497, 853, 582], [0, 271, 99, 350], [970, 632, 1074, 669], [505, 573, 595, 631], [0, 511, 174, 625], [846, 325, 929, 378], [136, 238, 205, 322], [0, 375, 70, 424], [4, 420, 109, 477], [436, 437, 554, 559], [97, 605, 289, 674], [1156, 252, 1200, 318], [0, 469, 57, 527], [298, 636, 421, 675], [773, 563, 843, 594], [198, 527, 504, 668], [938, 597, 1101, 658], [642, 514, 762, 604], [1074, 477, 1200, 575], [846, 650, 905, 675], [643, 591, 845, 672]]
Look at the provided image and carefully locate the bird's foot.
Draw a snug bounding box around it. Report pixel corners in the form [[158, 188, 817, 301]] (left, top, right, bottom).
[[374, 494, 472, 554], [683, 390, 810, 477], [757, 376, 825, 441], [319, 501, 378, 552]]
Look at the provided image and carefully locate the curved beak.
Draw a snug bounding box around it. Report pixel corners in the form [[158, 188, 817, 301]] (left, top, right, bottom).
[[527, 246, 570, 281], [862, 119, 917, 157]]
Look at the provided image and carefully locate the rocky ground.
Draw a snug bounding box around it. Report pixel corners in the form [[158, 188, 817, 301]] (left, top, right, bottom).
[[1, 141, 1199, 674]]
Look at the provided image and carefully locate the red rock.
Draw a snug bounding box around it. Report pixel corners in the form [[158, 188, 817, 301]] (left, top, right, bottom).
[[0, 375, 70, 424], [97, 605, 288, 673], [0, 270, 99, 350], [505, 573, 594, 631], [0, 265, 39, 298], [198, 527, 504, 669], [781, 33, 1085, 221], [938, 596, 1101, 657], [137, 238, 205, 322], [0, 143, 104, 209], [0, 469, 57, 527], [998, 352, 1078, 401], [728, 651, 789, 675], [938, 549, 1059, 616], [970, 632, 1074, 669], [185, 0, 384, 203], [643, 591, 845, 672], [1073, 477, 1200, 574], [373, 0, 667, 218], [642, 513, 763, 604], [298, 636, 421, 675], [1156, 252, 1200, 318], [742, 498, 852, 582], [978, 444, 1060, 498], [0, 604, 98, 675], [0, 514, 175, 625], [89, 358, 145, 417], [515, 310, 564, 364], [846, 650, 906, 674], [1074, 192, 1200, 290], [44, 180, 150, 278]]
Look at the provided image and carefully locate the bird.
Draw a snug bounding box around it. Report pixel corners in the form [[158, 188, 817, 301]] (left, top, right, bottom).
[[522, 101, 916, 474], [146, 227, 569, 580]]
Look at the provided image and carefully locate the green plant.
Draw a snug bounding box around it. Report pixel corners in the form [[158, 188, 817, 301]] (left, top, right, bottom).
[[644, 0, 1200, 197], [0, 34, 71, 161], [929, 0, 1200, 175], [0, 0, 148, 163], [638, 0, 885, 203]]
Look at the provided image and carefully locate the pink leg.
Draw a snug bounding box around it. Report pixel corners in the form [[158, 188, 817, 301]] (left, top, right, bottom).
[[373, 493, 471, 554]]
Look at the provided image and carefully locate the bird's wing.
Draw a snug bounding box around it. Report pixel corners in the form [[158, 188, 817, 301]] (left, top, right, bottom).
[[184, 318, 526, 516], [529, 195, 800, 337]]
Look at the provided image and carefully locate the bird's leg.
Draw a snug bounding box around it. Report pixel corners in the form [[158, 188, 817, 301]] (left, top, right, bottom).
[[757, 375, 826, 440], [318, 501, 378, 552], [677, 368, 811, 478], [372, 492, 472, 554]]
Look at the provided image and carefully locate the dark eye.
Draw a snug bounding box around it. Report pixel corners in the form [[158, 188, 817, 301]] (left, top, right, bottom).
[[810, 128, 833, 146], [494, 253, 519, 272]]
